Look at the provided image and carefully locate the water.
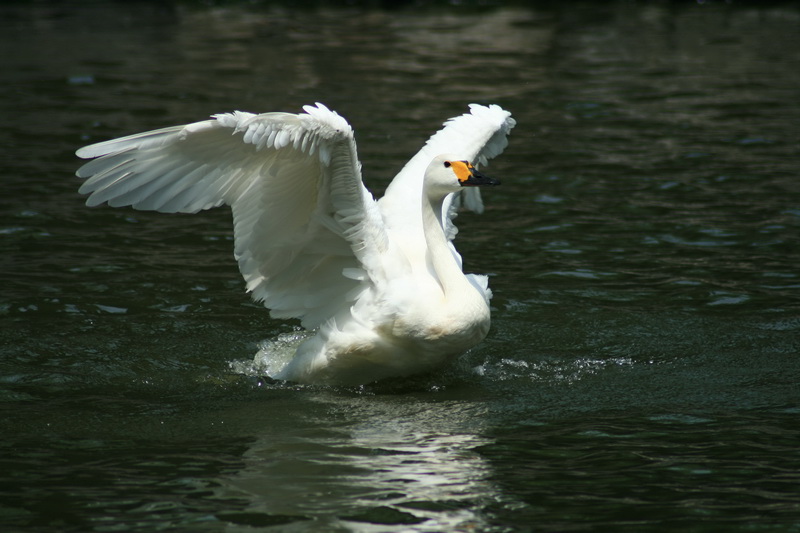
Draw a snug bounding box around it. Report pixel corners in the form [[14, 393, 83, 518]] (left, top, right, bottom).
[[2, 1, 800, 531]]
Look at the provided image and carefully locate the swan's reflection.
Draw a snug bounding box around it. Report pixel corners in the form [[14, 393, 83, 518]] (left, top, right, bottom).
[[216, 393, 504, 531]]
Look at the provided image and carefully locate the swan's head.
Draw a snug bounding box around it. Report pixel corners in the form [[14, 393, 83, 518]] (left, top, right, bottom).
[[424, 154, 500, 197]]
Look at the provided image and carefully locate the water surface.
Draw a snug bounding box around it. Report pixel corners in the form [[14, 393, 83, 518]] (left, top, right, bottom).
[[1, 2, 799, 531]]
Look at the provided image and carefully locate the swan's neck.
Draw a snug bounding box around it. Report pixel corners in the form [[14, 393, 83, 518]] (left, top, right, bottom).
[[421, 193, 467, 298]]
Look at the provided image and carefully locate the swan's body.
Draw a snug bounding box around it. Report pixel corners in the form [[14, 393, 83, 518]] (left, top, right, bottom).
[[75, 103, 515, 385]]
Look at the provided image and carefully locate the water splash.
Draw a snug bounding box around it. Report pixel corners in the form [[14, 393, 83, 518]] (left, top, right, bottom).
[[228, 329, 313, 378], [473, 355, 636, 384]]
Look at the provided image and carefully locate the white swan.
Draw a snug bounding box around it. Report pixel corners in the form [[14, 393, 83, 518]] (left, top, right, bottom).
[[75, 103, 515, 385]]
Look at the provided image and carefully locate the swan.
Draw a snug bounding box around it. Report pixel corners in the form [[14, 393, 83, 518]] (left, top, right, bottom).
[[75, 103, 515, 385]]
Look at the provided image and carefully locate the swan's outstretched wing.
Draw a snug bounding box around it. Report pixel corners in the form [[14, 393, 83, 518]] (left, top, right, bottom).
[[76, 103, 386, 329], [379, 104, 515, 258]]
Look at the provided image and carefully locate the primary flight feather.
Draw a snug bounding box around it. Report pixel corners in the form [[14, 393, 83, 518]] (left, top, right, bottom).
[[76, 103, 515, 385]]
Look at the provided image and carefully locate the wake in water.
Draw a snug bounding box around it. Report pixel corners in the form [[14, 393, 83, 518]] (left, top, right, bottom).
[[230, 331, 638, 390], [229, 329, 478, 392]]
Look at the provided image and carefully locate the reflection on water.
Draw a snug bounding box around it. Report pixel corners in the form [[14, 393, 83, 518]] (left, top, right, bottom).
[[2, 1, 800, 531], [216, 396, 507, 531]]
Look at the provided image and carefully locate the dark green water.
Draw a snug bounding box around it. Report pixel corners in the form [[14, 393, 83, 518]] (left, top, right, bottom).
[[2, 1, 799, 531]]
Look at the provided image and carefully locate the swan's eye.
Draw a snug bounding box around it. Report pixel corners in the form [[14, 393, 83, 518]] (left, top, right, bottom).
[[443, 161, 451, 168]]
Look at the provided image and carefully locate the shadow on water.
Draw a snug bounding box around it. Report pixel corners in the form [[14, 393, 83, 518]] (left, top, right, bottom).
[[2, 1, 800, 531]]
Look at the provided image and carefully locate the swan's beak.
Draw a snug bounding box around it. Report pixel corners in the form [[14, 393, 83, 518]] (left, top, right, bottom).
[[461, 167, 500, 187]]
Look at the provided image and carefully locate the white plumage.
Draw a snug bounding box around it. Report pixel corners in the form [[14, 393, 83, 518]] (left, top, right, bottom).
[[76, 103, 515, 385]]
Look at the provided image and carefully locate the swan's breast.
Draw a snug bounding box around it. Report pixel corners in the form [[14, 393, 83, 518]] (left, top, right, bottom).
[[388, 288, 491, 351], [280, 288, 491, 385]]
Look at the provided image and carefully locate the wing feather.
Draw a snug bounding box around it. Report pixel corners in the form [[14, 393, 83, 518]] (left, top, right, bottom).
[[379, 103, 515, 267], [76, 103, 384, 329], [380, 104, 514, 225]]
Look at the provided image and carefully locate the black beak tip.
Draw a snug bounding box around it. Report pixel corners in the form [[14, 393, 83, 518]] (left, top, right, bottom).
[[468, 170, 500, 187]]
